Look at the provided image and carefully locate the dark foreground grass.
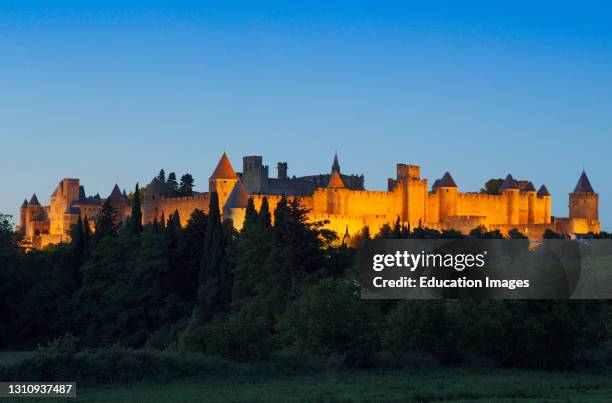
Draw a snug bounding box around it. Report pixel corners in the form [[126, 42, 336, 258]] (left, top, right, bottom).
[[22, 368, 612, 403]]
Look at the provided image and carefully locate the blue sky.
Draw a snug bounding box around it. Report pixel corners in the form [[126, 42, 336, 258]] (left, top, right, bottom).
[[1, 1, 611, 229]]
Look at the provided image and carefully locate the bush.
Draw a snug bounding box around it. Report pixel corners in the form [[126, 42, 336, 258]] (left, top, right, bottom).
[[382, 301, 459, 363], [0, 348, 232, 384], [448, 301, 587, 370], [276, 278, 381, 367]]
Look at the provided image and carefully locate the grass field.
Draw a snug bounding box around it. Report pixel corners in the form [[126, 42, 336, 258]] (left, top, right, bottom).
[[15, 368, 612, 403]]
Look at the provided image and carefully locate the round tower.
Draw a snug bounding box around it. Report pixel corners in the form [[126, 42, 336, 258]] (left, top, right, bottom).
[[500, 174, 520, 226], [19, 199, 28, 233], [435, 172, 458, 223], [223, 180, 249, 231], [209, 153, 239, 209], [537, 185, 552, 224], [143, 178, 166, 224], [569, 171, 598, 220], [326, 170, 346, 215], [524, 182, 537, 224]]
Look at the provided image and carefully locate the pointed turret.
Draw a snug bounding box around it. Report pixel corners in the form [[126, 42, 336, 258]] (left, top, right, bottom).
[[209, 152, 239, 207], [499, 174, 519, 191], [29, 193, 40, 206], [210, 152, 238, 180], [437, 172, 457, 188], [21, 199, 29, 208], [570, 170, 598, 222], [537, 185, 550, 197], [523, 182, 536, 192], [108, 184, 124, 201], [332, 152, 340, 173], [224, 180, 249, 209], [327, 170, 346, 188], [223, 180, 249, 231], [573, 171, 595, 193]]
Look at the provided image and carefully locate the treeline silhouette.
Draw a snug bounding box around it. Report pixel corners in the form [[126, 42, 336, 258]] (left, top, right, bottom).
[[1, 192, 611, 371]]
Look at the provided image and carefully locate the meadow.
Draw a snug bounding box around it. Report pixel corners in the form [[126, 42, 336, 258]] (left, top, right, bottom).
[[17, 368, 612, 402]]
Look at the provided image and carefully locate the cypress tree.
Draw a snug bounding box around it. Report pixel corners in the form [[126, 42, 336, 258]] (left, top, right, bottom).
[[95, 198, 118, 239], [130, 183, 143, 234], [70, 215, 84, 270], [244, 198, 258, 228], [82, 215, 91, 252], [258, 196, 271, 228], [197, 192, 231, 321]]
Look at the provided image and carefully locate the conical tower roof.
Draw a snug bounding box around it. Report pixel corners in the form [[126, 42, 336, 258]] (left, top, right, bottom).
[[537, 185, 550, 197], [499, 174, 519, 191], [210, 152, 238, 180], [573, 171, 595, 193], [327, 170, 346, 188], [21, 199, 29, 208], [224, 180, 249, 209], [29, 193, 40, 206], [523, 181, 536, 192], [332, 152, 340, 173], [437, 172, 457, 187], [108, 184, 124, 201]]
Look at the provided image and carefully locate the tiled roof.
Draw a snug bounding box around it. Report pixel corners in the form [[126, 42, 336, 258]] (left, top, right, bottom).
[[437, 172, 457, 188], [499, 174, 519, 191], [29, 193, 41, 206], [537, 185, 550, 197], [327, 171, 346, 188], [224, 181, 249, 209], [573, 171, 595, 193], [210, 152, 238, 180], [523, 181, 536, 192]]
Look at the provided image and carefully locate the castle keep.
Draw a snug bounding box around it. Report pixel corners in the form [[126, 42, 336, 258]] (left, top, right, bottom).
[[18, 153, 600, 248]]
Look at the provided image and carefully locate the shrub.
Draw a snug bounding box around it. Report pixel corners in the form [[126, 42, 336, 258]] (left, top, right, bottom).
[[382, 301, 459, 363], [276, 278, 380, 367]]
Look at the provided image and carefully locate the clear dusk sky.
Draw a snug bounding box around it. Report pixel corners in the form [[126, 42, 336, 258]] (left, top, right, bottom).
[[1, 1, 611, 229]]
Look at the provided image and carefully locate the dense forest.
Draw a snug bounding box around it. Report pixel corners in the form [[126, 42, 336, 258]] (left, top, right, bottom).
[[1, 186, 611, 372]]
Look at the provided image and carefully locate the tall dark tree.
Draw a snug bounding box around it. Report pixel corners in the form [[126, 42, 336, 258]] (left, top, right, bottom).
[[178, 173, 194, 196], [130, 183, 143, 234], [197, 192, 231, 321], [167, 172, 179, 195], [156, 169, 166, 184], [244, 198, 258, 228], [82, 215, 92, 253], [70, 215, 85, 271], [258, 196, 271, 228], [94, 198, 119, 240]]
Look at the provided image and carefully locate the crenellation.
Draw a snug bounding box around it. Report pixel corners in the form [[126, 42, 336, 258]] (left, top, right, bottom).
[[19, 153, 601, 247]]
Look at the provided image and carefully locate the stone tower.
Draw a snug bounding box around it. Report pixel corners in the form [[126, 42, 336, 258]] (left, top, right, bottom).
[[209, 152, 239, 208], [242, 155, 268, 194], [223, 180, 249, 230], [326, 170, 346, 214], [500, 174, 520, 226], [569, 171, 598, 220], [277, 162, 288, 180], [537, 184, 552, 224], [143, 177, 166, 224], [435, 172, 458, 223], [524, 181, 537, 224], [19, 199, 28, 233]]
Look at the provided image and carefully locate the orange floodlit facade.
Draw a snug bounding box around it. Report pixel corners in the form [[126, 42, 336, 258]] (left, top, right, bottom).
[[18, 153, 600, 248]]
